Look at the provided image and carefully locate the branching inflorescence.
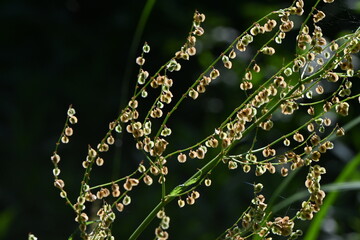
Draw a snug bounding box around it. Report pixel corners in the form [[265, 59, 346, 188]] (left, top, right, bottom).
[[38, 0, 360, 239]]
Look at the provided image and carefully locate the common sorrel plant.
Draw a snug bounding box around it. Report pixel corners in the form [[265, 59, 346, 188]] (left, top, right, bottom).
[[30, 0, 360, 239]]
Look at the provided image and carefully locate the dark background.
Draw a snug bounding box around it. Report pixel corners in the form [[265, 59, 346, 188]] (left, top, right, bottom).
[[1, 0, 360, 239]]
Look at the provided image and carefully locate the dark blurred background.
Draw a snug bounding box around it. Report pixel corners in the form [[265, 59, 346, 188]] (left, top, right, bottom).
[[1, 0, 360, 239]]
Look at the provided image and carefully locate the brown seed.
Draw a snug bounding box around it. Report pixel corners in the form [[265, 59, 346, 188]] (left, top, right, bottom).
[[281, 167, 288, 177]]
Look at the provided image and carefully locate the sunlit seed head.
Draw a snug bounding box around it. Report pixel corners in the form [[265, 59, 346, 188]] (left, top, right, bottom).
[[123, 179, 133, 191], [268, 164, 276, 174], [123, 195, 131, 205], [275, 36, 282, 44], [317, 37, 327, 46], [114, 124, 122, 134], [240, 81, 253, 90], [61, 135, 69, 144], [313, 10, 326, 23], [128, 100, 138, 109], [107, 135, 115, 145], [136, 56, 145, 66], [255, 165, 266, 176], [129, 178, 139, 187], [264, 23, 272, 32], [60, 190, 67, 198], [243, 164, 251, 173], [307, 123, 315, 132], [95, 157, 104, 166], [156, 210, 165, 219], [261, 47, 275, 55], [236, 41, 246, 52], [254, 183, 263, 193], [315, 85, 324, 94], [194, 12, 206, 22], [316, 58, 324, 66], [325, 141, 334, 149], [67, 107, 76, 117], [311, 134, 321, 146], [336, 102, 349, 116], [143, 175, 153, 186], [319, 144, 327, 153], [304, 146, 312, 154], [293, 132, 304, 142], [326, 72, 339, 82], [245, 71, 252, 80], [178, 199, 185, 208], [345, 80, 352, 89], [229, 49, 236, 59], [54, 179, 65, 189], [194, 26, 204, 36], [222, 55, 229, 63], [161, 127, 172, 137], [210, 69, 220, 79], [292, 64, 300, 72], [280, 20, 294, 32], [283, 138, 291, 146], [189, 89, 199, 100], [53, 168, 61, 177], [284, 67, 293, 76], [181, 52, 190, 60], [224, 61, 232, 69], [28, 234, 38, 240], [115, 203, 124, 212], [191, 190, 200, 199], [278, 155, 287, 163], [82, 160, 89, 169], [204, 178, 212, 187], [150, 165, 159, 175], [126, 124, 133, 133], [307, 65, 314, 73], [142, 42, 150, 53], [99, 143, 109, 152], [347, 69, 354, 77], [222, 138, 232, 148], [306, 91, 313, 99], [189, 150, 197, 159], [196, 148, 205, 159], [69, 115, 78, 124], [312, 151, 321, 161], [253, 64, 261, 73], [186, 196, 195, 205], [250, 24, 260, 36], [323, 102, 332, 112], [281, 167, 288, 177], [228, 160, 238, 170], [262, 148, 270, 158], [330, 42, 339, 51], [51, 153, 61, 164]]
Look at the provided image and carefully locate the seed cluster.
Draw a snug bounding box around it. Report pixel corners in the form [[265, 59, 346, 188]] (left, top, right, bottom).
[[48, 0, 360, 239]]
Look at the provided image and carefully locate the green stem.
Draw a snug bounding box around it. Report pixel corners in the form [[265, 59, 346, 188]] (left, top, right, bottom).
[[129, 197, 173, 240]]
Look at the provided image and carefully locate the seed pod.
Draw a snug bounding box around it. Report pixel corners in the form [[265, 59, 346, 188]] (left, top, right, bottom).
[[210, 69, 220, 79], [178, 199, 185, 208], [177, 153, 187, 163], [123, 195, 131, 205], [186, 196, 195, 205], [116, 203, 124, 212], [143, 175, 153, 186], [51, 153, 61, 164], [204, 178, 212, 187]]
